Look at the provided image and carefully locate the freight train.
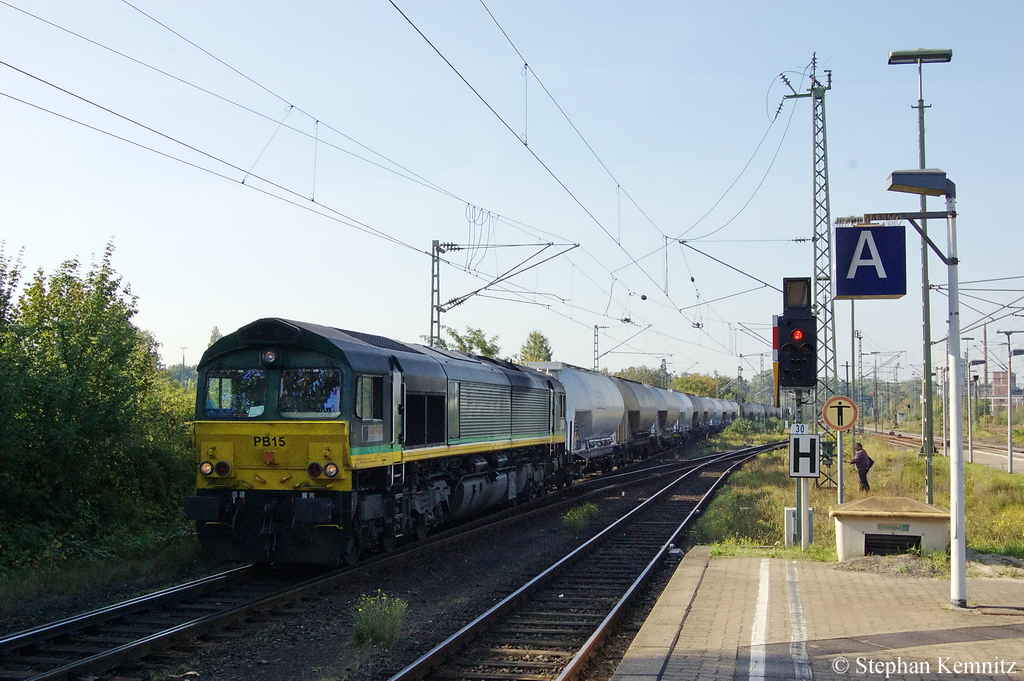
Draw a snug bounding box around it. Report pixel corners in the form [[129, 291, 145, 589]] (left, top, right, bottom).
[[183, 318, 780, 564]]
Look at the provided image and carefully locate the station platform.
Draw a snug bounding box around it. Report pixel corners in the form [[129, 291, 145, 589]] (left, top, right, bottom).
[[611, 546, 1024, 681]]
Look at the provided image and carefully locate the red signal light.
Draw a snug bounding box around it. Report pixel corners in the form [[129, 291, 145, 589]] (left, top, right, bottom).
[[791, 328, 805, 341]]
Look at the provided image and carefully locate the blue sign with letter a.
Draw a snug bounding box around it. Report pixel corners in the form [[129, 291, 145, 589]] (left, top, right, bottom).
[[834, 225, 907, 299]]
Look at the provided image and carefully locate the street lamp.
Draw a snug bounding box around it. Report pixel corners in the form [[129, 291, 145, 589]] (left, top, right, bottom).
[[968, 360, 986, 464], [885, 167, 966, 608], [868, 351, 881, 431], [888, 47, 952, 506], [1004, 345, 1024, 474]]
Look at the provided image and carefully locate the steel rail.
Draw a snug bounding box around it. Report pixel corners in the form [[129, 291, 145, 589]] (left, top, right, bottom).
[[0, 565, 253, 655]]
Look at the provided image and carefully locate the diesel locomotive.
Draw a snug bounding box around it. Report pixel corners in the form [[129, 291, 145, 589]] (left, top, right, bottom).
[[183, 318, 778, 564]]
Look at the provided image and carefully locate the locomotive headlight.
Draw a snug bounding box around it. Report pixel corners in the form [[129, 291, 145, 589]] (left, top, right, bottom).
[[199, 461, 214, 476], [214, 460, 231, 476], [262, 348, 278, 364], [307, 461, 323, 477], [324, 462, 339, 478]]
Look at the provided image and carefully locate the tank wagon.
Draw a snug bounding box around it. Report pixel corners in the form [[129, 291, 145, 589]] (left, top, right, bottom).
[[184, 319, 777, 565], [526, 363, 726, 471]]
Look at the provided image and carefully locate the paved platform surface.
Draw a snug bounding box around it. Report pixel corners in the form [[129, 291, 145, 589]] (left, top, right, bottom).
[[611, 546, 1024, 681]]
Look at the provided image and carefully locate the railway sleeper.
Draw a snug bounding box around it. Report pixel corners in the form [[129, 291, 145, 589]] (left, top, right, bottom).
[[1, 653, 74, 666], [514, 612, 603, 621], [455, 659, 565, 670], [437, 668, 550, 681], [493, 625, 593, 636], [485, 647, 574, 658]]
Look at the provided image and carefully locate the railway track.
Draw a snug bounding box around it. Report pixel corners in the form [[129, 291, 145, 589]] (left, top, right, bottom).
[[0, 564, 291, 681], [388, 443, 778, 681], [1, 442, 753, 680], [870, 429, 1020, 459]]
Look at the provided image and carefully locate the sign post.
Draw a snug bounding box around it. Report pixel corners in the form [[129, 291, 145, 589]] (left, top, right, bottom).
[[822, 396, 859, 504], [789, 427, 820, 551]]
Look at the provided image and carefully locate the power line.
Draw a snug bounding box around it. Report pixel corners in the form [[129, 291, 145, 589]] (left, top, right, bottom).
[[5, 3, 788, 369]]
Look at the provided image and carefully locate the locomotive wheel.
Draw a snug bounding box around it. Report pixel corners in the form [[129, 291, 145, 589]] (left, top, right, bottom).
[[342, 535, 361, 566], [414, 518, 429, 541], [381, 528, 398, 552]]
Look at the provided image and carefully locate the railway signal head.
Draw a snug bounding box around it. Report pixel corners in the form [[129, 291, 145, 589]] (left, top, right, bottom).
[[777, 277, 817, 388], [778, 316, 817, 387]]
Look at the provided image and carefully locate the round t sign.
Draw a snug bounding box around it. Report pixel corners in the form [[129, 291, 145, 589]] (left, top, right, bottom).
[[822, 396, 858, 431]]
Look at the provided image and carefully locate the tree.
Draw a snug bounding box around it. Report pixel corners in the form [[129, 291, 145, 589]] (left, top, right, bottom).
[[519, 330, 552, 363], [0, 243, 194, 567], [614, 365, 665, 385], [208, 326, 223, 347], [437, 326, 500, 358], [673, 373, 717, 396], [0, 243, 22, 326]]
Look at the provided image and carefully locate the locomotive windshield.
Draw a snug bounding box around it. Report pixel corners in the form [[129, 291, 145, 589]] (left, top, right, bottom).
[[204, 369, 267, 418], [279, 369, 342, 419]]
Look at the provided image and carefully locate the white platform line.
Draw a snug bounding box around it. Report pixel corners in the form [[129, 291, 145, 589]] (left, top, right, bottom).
[[786, 560, 813, 680], [748, 558, 770, 680]]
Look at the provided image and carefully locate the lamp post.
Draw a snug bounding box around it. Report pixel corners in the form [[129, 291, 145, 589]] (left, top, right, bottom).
[[997, 334, 1024, 473], [962, 336, 973, 440], [884, 167, 965, 608], [940, 363, 948, 457], [889, 47, 952, 505], [968, 360, 986, 464], [868, 351, 881, 431]]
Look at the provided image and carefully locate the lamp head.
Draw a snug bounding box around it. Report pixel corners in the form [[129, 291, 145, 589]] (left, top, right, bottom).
[[888, 48, 953, 65], [887, 169, 955, 198]]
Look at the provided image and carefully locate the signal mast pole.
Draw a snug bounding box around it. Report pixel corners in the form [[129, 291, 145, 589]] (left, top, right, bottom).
[[784, 55, 838, 435]]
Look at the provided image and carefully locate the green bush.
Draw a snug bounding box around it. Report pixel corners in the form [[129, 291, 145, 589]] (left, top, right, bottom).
[[562, 503, 600, 534], [351, 590, 409, 649], [0, 243, 196, 570]]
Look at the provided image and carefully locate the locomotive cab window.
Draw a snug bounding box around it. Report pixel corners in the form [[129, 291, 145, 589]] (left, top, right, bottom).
[[355, 375, 384, 420], [279, 369, 342, 418], [204, 369, 267, 418]]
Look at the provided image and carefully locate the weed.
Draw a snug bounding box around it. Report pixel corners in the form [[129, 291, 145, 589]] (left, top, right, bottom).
[[351, 590, 408, 649], [562, 503, 600, 535]]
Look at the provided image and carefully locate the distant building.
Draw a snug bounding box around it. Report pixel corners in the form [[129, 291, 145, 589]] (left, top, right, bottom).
[[987, 370, 1022, 411]]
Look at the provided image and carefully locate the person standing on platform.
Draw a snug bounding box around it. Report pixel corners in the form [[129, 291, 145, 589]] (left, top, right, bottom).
[[848, 442, 873, 492]]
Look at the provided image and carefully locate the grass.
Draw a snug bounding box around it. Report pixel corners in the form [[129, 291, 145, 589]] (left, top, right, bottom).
[[351, 590, 409, 649], [0, 532, 209, 615], [694, 430, 1024, 562]]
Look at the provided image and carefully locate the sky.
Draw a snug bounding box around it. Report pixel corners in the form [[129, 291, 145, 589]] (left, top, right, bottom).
[[2, 1, 1023, 388]]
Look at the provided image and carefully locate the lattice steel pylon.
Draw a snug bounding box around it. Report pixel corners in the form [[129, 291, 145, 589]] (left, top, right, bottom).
[[785, 55, 838, 436]]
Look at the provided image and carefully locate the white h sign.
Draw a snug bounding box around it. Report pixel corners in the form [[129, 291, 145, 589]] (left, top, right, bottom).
[[789, 434, 820, 478]]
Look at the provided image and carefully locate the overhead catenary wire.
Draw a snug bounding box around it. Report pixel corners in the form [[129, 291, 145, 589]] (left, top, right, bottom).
[[0, 4, 636, 333], [3, 2, 812, 371], [0, 0, 462, 201], [112, 0, 687, 346], [387, 1, 764, 354]]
